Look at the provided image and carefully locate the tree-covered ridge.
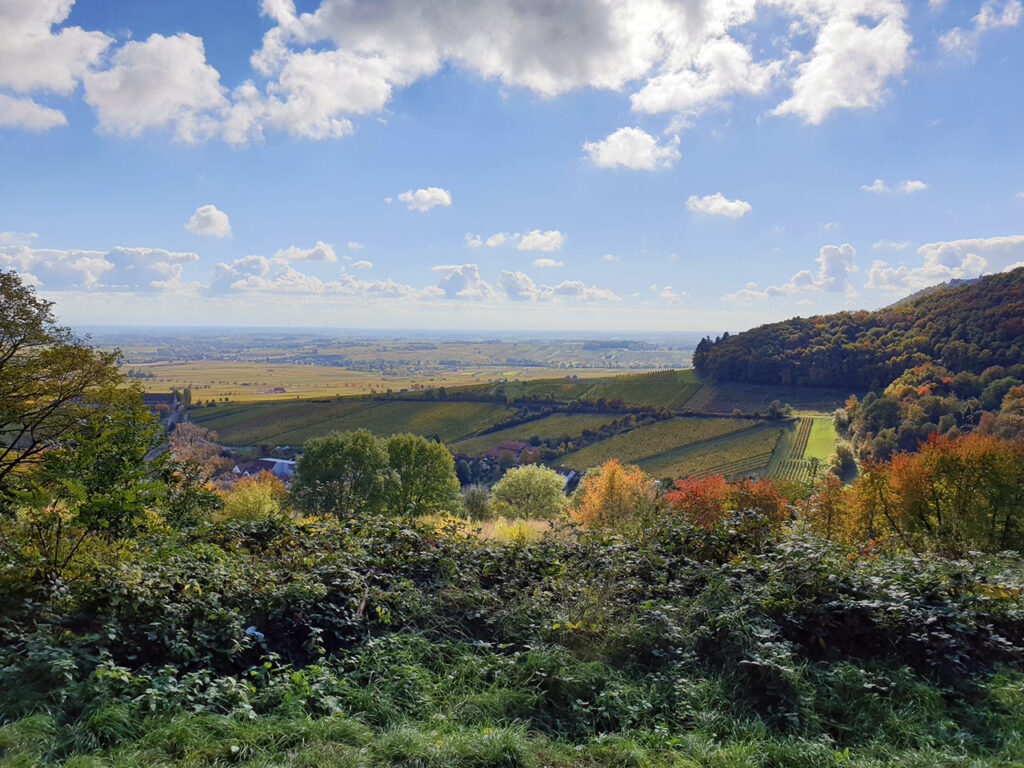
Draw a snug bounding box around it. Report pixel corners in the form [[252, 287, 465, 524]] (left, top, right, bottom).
[[695, 267, 1024, 389]]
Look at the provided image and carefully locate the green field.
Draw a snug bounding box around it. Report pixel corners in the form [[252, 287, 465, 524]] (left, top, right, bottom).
[[559, 417, 756, 471], [475, 369, 702, 409], [805, 416, 838, 459], [192, 399, 515, 445], [686, 380, 857, 415], [450, 413, 620, 456]]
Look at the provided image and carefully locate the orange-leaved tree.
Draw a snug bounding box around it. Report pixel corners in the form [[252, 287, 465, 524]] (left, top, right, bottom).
[[851, 431, 1024, 555], [665, 476, 788, 528], [569, 459, 656, 527]]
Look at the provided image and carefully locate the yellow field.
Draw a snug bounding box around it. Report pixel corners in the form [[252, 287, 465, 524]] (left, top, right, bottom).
[[128, 361, 618, 403]]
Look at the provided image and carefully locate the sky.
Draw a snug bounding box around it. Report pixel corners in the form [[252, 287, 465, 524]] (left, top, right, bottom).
[[1, 0, 1023, 333]]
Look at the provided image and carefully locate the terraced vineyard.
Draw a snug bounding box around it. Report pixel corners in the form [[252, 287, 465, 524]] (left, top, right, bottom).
[[790, 418, 813, 457], [774, 458, 812, 482], [450, 413, 620, 456], [192, 400, 516, 445], [582, 370, 703, 410], [560, 417, 756, 471], [641, 424, 783, 479]]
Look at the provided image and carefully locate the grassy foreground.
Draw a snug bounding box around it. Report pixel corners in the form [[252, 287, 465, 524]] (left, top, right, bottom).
[[2, 511, 1023, 768]]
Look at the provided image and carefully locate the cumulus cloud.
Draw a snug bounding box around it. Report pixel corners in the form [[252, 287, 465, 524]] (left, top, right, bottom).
[[773, 3, 912, 125], [940, 0, 1022, 58], [0, 244, 198, 291], [212, 255, 430, 298], [397, 187, 452, 212], [349, 260, 373, 269], [0, 0, 112, 131], [0, 93, 68, 131], [517, 230, 565, 251], [861, 178, 929, 194], [273, 241, 337, 262], [497, 271, 617, 302], [432, 264, 497, 300], [347, 241, 364, 250], [532, 258, 563, 268], [583, 127, 680, 170], [185, 204, 232, 238], [464, 234, 483, 248], [0, 231, 38, 245], [83, 33, 227, 141], [726, 243, 858, 301], [659, 286, 685, 305], [686, 193, 751, 218], [867, 235, 1024, 292], [486, 233, 510, 247], [1, 0, 918, 142]]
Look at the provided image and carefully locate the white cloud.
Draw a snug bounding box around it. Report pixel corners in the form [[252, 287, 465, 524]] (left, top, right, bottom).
[[83, 33, 227, 141], [868, 235, 1024, 292], [517, 230, 565, 252], [0, 0, 112, 131], [583, 127, 680, 170], [432, 264, 497, 300], [465, 234, 483, 248], [532, 258, 563, 268], [659, 286, 685, 305], [0, 231, 38, 245], [485, 233, 510, 247], [273, 241, 338, 262], [861, 178, 928, 195], [212, 255, 430, 298], [347, 241, 364, 250], [940, 0, 1022, 57], [349, 260, 373, 269], [872, 239, 911, 250], [0, 244, 198, 291], [185, 204, 232, 238], [497, 271, 616, 302], [773, 4, 912, 125], [397, 187, 452, 212], [726, 243, 858, 300], [898, 179, 929, 194], [602, 254, 620, 262], [0, 0, 920, 143], [686, 193, 751, 218], [0, 93, 67, 131]]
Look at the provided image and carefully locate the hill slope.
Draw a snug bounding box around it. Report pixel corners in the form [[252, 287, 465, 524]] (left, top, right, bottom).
[[695, 267, 1024, 389]]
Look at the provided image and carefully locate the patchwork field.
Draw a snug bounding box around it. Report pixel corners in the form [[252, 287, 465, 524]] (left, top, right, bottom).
[[191, 399, 515, 445], [450, 413, 620, 456], [131, 361, 619, 403], [559, 417, 757, 471], [765, 416, 839, 483]]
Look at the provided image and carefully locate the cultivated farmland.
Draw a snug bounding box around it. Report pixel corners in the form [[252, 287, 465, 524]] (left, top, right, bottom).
[[560, 417, 756, 471], [450, 413, 621, 456], [192, 400, 516, 445], [638, 423, 784, 479]]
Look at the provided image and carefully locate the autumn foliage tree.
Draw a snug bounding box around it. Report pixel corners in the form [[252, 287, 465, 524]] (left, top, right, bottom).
[[851, 431, 1024, 556], [569, 459, 655, 527], [664, 475, 788, 529]]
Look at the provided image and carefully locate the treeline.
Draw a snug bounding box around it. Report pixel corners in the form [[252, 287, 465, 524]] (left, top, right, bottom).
[[695, 267, 1024, 389]]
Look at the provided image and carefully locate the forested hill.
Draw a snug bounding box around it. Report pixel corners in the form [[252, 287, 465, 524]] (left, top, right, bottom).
[[695, 267, 1024, 389]]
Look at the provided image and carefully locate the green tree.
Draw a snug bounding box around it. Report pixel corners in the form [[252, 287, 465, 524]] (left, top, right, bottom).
[[292, 430, 394, 516], [0, 271, 121, 503], [384, 433, 460, 516], [491, 464, 567, 519]]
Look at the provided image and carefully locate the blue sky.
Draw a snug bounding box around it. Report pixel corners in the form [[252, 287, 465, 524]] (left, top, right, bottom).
[[1, 0, 1022, 332]]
